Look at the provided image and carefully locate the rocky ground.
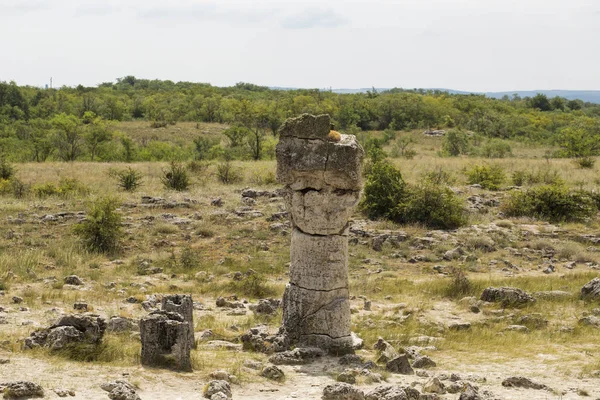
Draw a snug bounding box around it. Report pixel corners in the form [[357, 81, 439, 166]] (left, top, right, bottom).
[[1, 180, 600, 399]]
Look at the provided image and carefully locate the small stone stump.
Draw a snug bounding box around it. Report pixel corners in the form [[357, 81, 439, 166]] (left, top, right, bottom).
[[161, 294, 195, 348], [276, 114, 364, 354], [140, 311, 192, 371]]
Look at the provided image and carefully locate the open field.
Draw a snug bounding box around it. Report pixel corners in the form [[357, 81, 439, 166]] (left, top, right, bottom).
[[1, 134, 600, 399]]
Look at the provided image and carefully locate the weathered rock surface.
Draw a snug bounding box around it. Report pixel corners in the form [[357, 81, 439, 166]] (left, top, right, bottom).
[[386, 355, 414, 375], [139, 311, 191, 371], [1, 381, 44, 398], [277, 114, 364, 354], [24, 313, 106, 350], [161, 294, 195, 348], [203, 380, 232, 399], [501, 376, 549, 390], [581, 278, 600, 299], [322, 382, 365, 400], [364, 385, 408, 400], [480, 287, 535, 306], [268, 347, 324, 365]]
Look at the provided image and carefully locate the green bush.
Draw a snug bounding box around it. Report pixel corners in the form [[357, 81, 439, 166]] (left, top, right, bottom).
[[360, 161, 407, 220], [480, 139, 512, 158], [423, 167, 456, 185], [400, 184, 467, 229], [502, 184, 597, 222], [216, 160, 243, 184], [442, 129, 470, 156], [575, 157, 595, 169], [361, 162, 466, 229], [110, 167, 143, 192], [0, 158, 15, 180], [511, 168, 562, 186], [74, 197, 123, 253], [32, 178, 89, 198], [465, 164, 505, 190], [228, 273, 275, 298], [161, 162, 190, 191]]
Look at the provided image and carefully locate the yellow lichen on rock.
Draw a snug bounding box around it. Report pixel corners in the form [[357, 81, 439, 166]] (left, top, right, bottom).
[[327, 130, 342, 142]]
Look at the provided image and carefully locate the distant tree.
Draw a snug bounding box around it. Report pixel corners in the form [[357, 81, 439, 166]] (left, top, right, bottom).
[[82, 112, 113, 161], [529, 93, 552, 111], [51, 113, 83, 161]]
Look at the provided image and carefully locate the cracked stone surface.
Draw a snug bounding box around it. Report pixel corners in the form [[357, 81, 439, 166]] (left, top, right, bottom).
[[276, 113, 364, 354]]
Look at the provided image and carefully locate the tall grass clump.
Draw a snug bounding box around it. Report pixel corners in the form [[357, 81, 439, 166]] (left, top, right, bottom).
[[110, 167, 143, 192], [502, 184, 597, 222], [74, 197, 123, 254], [465, 164, 505, 190], [0, 157, 15, 180], [161, 162, 190, 191]]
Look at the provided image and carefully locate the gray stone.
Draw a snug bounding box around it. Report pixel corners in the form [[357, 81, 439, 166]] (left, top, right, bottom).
[[501, 376, 548, 390], [480, 287, 535, 307], [46, 326, 84, 350], [288, 189, 360, 235], [423, 377, 445, 394], [107, 316, 138, 332], [261, 365, 285, 381], [386, 355, 414, 375], [2, 381, 44, 398], [412, 356, 436, 369], [364, 385, 408, 400], [268, 347, 324, 365], [203, 380, 232, 399], [140, 311, 192, 371], [458, 383, 482, 400], [322, 382, 365, 400], [161, 294, 195, 348], [581, 278, 600, 299], [64, 275, 83, 286]]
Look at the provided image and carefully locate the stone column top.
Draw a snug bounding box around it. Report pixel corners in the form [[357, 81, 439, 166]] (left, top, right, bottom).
[[276, 114, 364, 191]]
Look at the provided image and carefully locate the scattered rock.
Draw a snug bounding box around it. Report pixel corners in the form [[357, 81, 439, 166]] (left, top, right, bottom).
[[53, 388, 75, 397], [73, 302, 88, 312], [2, 381, 44, 399], [204, 380, 232, 400], [268, 347, 324, 365], [261, 365, 285, 381], [12, 296, 23, 304], [480, 287, 535, 307], [581, 278, 600, 299], [423, 377, 445, 394], [64, 275, 83, 286], [107, 316, 138, 332], [322, 382, 365, 400], [364, 385, 408, 400], [501, 376, 548, 390], [386, 355, 414, 375], [412, 356, 436, 369]]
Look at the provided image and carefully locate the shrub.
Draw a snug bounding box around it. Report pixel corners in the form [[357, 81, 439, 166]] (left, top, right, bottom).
[[110, 167, 143, 192], [480, 139, 512, 158], [150, 120, 168, 128], [161, 162, 190, 191], [216, 160, 243, 184], [502, 184, 597, 222], [443, 267, 474, 298], [465, 164, 505, 190], [0, 158, 15, 180], [9, 178, 28, 198], [32, 178, 89, 198], [400, 184, 467, 229], [423, 167, 455, 185], [442, 129, 470, 156], [511, 168, 562, 186], [575, 156, 595, 169], [74, 197, 123, 254], [250, 168, 276, 185], [228, 273, 275, 298], [360, 161, 407, 220]]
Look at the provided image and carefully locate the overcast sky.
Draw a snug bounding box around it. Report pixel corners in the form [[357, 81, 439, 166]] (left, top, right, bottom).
[[1, 0, 599, 91]]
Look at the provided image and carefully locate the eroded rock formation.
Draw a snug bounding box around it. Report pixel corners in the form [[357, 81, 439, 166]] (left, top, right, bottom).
[[140, 311, 192, 371], [276, 114, 364, 354]]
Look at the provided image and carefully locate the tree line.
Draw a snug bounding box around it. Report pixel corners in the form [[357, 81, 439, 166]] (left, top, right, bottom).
[[1, 76, 599, 162]]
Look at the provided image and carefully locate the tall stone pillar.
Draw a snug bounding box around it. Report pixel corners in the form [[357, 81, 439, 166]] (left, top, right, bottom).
[[276, 114, 364, 354]]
